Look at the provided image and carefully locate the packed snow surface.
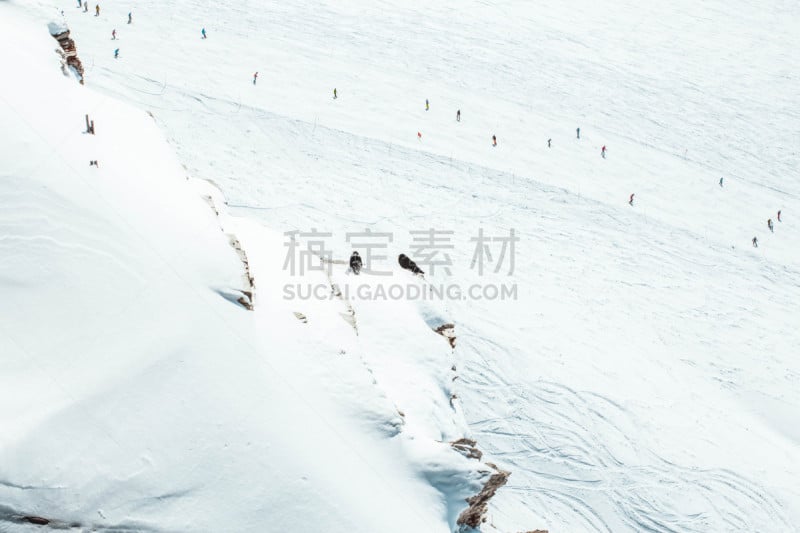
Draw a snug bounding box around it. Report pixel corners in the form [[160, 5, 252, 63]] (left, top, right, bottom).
[[2, 0, 800, 531]]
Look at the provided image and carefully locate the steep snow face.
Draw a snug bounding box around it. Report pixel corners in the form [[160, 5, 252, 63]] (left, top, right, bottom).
[[0, 7, 492, 533], [6, 0, 800, 532]]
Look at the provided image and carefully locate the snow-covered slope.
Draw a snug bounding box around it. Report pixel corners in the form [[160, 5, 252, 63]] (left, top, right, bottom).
[[0, 6, 498, 532], [4, 0, 800, 531]]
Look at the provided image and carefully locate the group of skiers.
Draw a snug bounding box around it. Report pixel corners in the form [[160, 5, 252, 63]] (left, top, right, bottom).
[[753, 209, 783, 247]]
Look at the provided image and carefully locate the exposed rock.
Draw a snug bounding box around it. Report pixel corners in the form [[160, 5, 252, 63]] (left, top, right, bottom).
[[24, 516, 49, 525], [48, 24, 84, 84], [451, 437, 483, 461], [434, 322, 456, 348], [456, 463, 510, 529]]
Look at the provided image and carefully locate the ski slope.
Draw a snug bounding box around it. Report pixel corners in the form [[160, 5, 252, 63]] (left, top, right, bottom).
[[4, 0, 800, 531]]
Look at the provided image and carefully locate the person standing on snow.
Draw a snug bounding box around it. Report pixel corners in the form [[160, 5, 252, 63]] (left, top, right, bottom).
[[95, 4, 100, 16], [601, 145, 607, 158], [114, 48, 119, 58], [128, 11, 132, 24], [77, 0, 81, 8], [768, 218, 774, 232], [349, 251, 363, 275], [752, 236, 758, 247], [425, 99, 429, 111], [333, 88, 337, 99], [548, 138, 551, 148], [492, 135, 497, 147], [83, 2, 88, 12], [112, 29, 116, 39], [253, 72, 258, 85], [456, 109, 461, 122], [777, 210, 782, 222], [719, 177, 724, 187], [629, 193, 635, 206], [201, 28, 207, 39], [577, 127, 580, 139], [417, 131, 422, 141]]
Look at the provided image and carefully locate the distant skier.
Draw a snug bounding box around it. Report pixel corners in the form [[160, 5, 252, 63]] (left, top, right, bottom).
[[576, 127, 580, 139], [768, 218, 774, 232], [456, 109, 461, 122], [83, 2, 88, 12], [425, 99, 429, 111], [333, 88, 337, 99], [417, 131, 422, 141], [719, 177, 724, 187], [95, 4, 99, 16], [127, 11, 132, 24], [111, 29, 116, 39], [114, 47, 119, 58], [398, 254, 424, 275], [492, 135, 497, 147], [629, 193, 635, 206], [253, 71, 258, 85], [77, 0, 81, 7], [777, 210, 782, 222], [201, 28, 207, 39], [752, 236, 758, 247], [349, 251, 363, 275], [601, 145, 607, 158], [548, 138, 551, 148]]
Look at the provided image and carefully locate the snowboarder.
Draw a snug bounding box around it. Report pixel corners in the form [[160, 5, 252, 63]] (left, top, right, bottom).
[[629, 193, 635, 206], [253, 72, 258, 85], [719, 177, 724, 187], [548, 138, 551, 148], [425, 99, 429, 111], [127, 11, 132, 24], [752, 236, 758, 247], [201, 28, 207, 39], [111, 29, 116, 40], [114, 48, 119, 58], [601, 145, 607, 158], [333, 88, 337, 99], [777, 210, 782, 222], [456, 109, 461, 122], [576, 127, 580, 139], [492, 135, 497, 147], [95, 4, 99, 16], [349, 251, 363, 275], [768, 218, 774, 232], [417, 131, 422, 141]]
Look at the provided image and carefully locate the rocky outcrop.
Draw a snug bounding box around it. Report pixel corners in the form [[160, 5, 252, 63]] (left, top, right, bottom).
[[48, 22, 84, 84], [456, 462, 510, 529]]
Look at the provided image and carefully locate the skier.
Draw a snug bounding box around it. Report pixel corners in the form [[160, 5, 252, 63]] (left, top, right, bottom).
[[576, 127, 580, 139], [629, 193, 635, 206], [398, 254, 424, 275], [417, 131, 422, 141], [601, 145, 607, 158], [83, 2, 88, 12], [456, 109, 461, 122], [492, 135, 497, 147], [201, 28, 207, 39], [114, 48, 119, 58], [777, 210, 782, 222], [768, 218, 774, 232], [752, 236, 758, 247], [127, 11, 132, 24], [253, 72, 258, 85], [95, 4, 99, 16], [111, 29, 116, 40], [719, 177, 724, 187], [425, 99, 429, 111], [77, 0, 81, 7], [349, 251, 363, 275], [548, 138, 551, 148], [333, 88, 337, 99]]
